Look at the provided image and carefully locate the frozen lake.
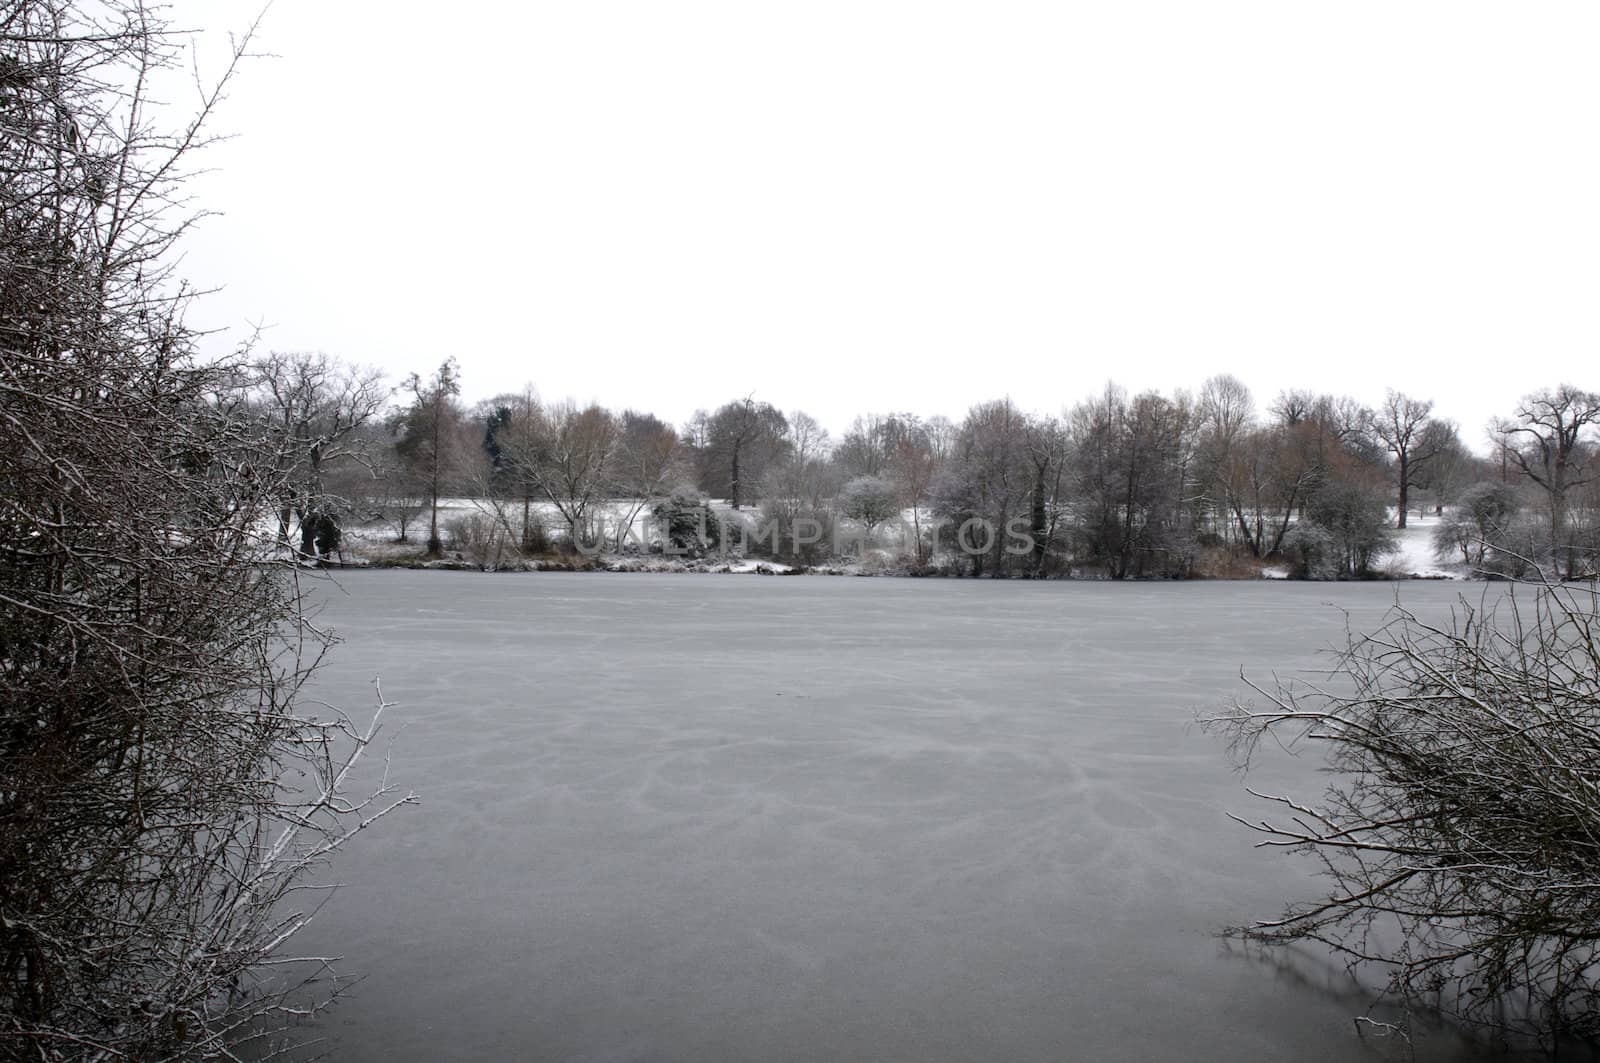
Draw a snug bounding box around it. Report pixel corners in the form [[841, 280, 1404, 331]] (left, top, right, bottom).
[[290, 573, 1519, 1061]]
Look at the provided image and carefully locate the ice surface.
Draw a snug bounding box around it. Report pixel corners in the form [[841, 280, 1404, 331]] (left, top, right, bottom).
[[289, 575, 1517, 1062]]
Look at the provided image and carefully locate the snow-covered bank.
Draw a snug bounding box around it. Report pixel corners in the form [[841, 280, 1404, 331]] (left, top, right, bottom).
[[1381, 512, 1469, 580], [318, 501, 1485, 581]]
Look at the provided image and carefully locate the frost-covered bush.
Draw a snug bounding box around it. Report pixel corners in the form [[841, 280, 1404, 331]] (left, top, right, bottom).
[[444, 513, 513, 569], [1305, 481, 1395, 578], [838, 475, 899, 539], [1431, 483, 1548, 578], [652, 487, 722, 558], [1433, 482, 1521, 567], [1279, 523, 1336, 580]]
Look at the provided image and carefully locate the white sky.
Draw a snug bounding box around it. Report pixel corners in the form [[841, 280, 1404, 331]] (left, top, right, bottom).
[[178, 1, 1600, 448]]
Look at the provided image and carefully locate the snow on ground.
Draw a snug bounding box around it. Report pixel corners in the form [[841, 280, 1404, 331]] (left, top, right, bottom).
[[336, 500, 1478, 581], [720, 558, 793, 573], [1384, 512, 1469, 580]]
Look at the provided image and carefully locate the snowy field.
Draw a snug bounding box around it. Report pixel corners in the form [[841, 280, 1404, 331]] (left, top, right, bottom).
[[290, 575, 1523, 1062]]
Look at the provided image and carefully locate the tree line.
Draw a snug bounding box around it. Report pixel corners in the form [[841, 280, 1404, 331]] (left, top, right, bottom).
[[253, 353, 1600, 580]]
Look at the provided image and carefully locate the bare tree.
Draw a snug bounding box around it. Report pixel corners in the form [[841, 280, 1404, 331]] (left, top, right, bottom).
[[1196, 374, 1257, 549], [924, 415, 959, 466], [699, 397, 788, 509], [1371, 389, 1443, 529], [758, 410, 836, 561], [1409, 419, 1473, 517], [836, 412, 923, 480], [935, 399, 1031, 576], [1066, 386, 1193, 578], [497, 399, 619, 547], [611, 410, 686, 550], [887, 431, 939, 564], [250, 350, 388, 555], [479, 388, 546, 552], [1270, 388, 1315, 427], [1219, 425, 1315, 559], [1205, 582, 1600, 1045], [1502, 385, 1600, 578], [1024, 416, 1069, 574]]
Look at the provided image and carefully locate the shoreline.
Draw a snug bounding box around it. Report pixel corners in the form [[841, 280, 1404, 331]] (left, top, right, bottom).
[[306, 552, 1472, 582]]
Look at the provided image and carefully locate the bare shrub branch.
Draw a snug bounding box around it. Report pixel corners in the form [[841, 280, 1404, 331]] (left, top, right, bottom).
[[1, 2, 413, 1057], [1204, 582, 1600, 1046]]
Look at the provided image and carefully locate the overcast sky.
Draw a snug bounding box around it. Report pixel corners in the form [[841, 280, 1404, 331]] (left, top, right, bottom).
[[178, 1, 1599, 448]]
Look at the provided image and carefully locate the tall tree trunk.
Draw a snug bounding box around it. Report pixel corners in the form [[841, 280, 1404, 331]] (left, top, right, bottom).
[[1031, 462, 1048, 575], [1233, 504, 1260, 558], [1396, 454, 1409, 529], [1551, 485, 1569, 579], [427, 398, 443, 555]]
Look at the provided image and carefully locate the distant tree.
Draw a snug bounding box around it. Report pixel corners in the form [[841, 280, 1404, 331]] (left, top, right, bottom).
[[372, 451, 429, 543], [836, 412, 923, 479], [887, 430, 940, 564], [1265, 392, 1389, 534], [1221, 424, 1315, 559], [478, 389, 545, 551], [496, 399, 619, 548], [611, 411, 686, 550], [1501, 385, 1600, 578], [934, 399, 1031, 576], [1024, 416, 1070, 574], [392, 359, 464, 556], [1277, 523, 1335, 579], [1371, 389, 1445, 529], [1195, 374, 1257, 549], [680, 408, 713, 452], [698, 398, 789, 508], [923, 415, 959, 466], [758, 411, 836, 563], [1303, 477, 1395, 578], [1269, 388, 1316, 428], [652, 486, 721, 557], [1409, 420, 1475, 517], [323, 419, 409, 525], [839, 475, 899, 541], [1431, 480, 1529, 572], [249, 350, 388, 555], [1067, 386, 1194, 578]]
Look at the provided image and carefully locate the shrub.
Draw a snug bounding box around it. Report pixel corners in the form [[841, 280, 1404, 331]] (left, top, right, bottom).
[[1433, 482, 1522, 569], [652, 487, 722, 558], [522, 515, 551, 555], [445, 513, 513, 570], [1278, 523, 1335, 580], [0, 3, 413, 1055], [1205, 582, 1600, 1046], [1304, 481, 1396, 578], [838, 475, 899, 541]]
